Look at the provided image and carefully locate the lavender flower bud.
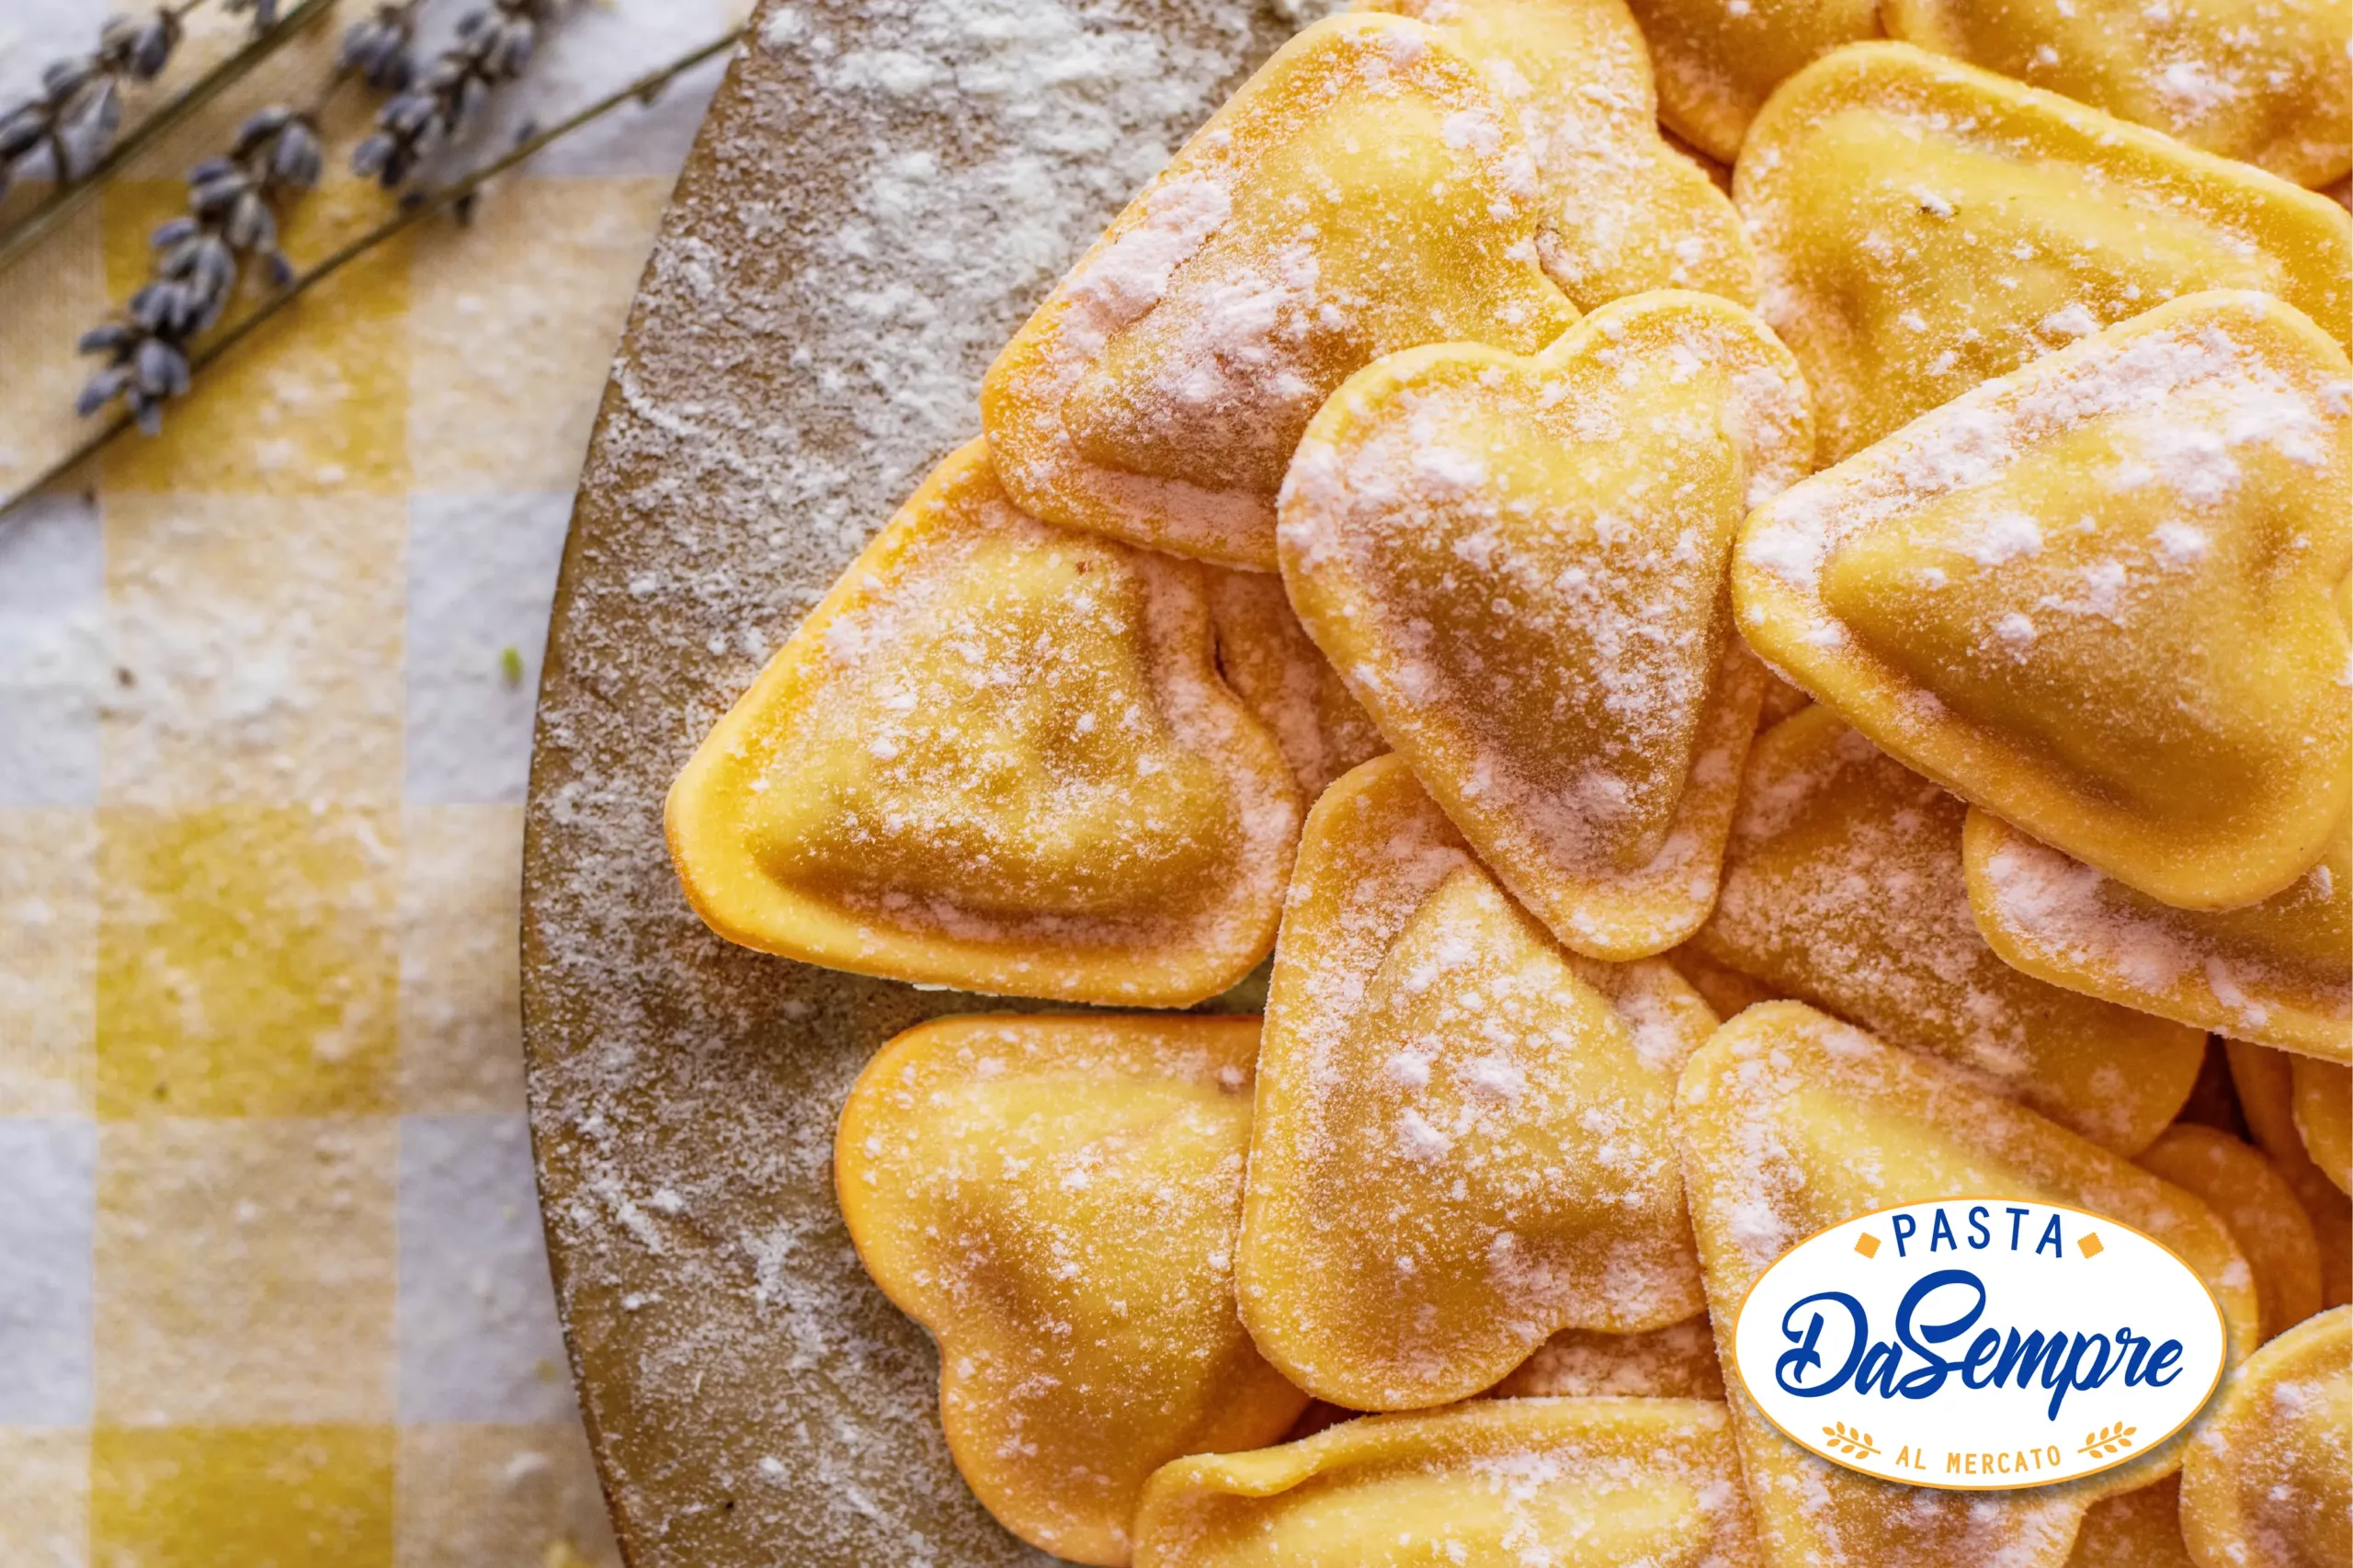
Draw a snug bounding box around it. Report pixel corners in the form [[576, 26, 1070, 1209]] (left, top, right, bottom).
[[268, 119, 322, 187], [232, 106, 293, 154], [132, 335, 178, 395], [42, 59, 96, 99], [223, 189, 274, 252], [77, 364, 131, 418], [0, 104, 46, 159]]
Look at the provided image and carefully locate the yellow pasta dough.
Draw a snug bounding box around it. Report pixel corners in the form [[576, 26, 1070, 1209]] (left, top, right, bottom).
[[2064, 1476, 2197, 1568], [1677, 1002, 2261, 1568], [1754, 670, 1811, 728], [1203, 567, 1385, 801], [1281, 291, 1812, 960], [2179, 1305, 2351, 1568], [1131, 1398, 1761, 1566], [1739, 43, 2353, 462], [1625, 0, 1882, 164], [1881, 0, 2352, 188], [1358, 0, 1757, 307], [2291, 1057, 2351, 1195], [980, 13, 1577, 570], [1696, 707, 2206, 1153], [1967, 812, 2352, 1063], [1240, 756, 1711, 1409], [1666, 940, 1786, 1019], [2138, 1125, 2325, 1344], [1736, 291, 2352, 913], [665, 441, 1301, 1007], [2229, 1040, 2353, 1310], [1490, 1316, 1727, 1400], [835, 1015, 1307, 1566]]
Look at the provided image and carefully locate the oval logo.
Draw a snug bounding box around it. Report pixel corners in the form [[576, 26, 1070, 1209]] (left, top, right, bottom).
[[1731, 1199, 2228, 1490]]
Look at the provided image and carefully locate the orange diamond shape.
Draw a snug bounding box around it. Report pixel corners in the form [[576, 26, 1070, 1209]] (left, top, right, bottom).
[[2078, 1233, 2105, 1259], [1853, 1233, 1881, 1259]]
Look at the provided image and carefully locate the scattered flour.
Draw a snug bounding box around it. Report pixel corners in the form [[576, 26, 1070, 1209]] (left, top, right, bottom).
[[525, 4, 1319, 1563]]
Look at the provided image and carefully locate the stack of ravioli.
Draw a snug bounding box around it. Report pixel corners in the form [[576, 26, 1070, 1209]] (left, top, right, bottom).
[[663, 3, 2353, 1564]]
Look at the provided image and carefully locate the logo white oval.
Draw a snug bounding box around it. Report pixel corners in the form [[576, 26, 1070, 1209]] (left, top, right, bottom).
[[1731, 1199, 2228, 1491]]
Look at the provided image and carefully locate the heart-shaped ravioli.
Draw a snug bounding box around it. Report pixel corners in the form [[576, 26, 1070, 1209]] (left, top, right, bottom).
[[1240, 756, 1711, 1410], [665, 441, 1301, 1007], [1622, 0, 1883, 164], [1696, 706, 2206, 1153], [2180, 1306, 2351, 1568], [1966, 810, 2351, 1062], [2138, 1126, 2325, 1345], [1881, 0, 2351, 188], [1677, 1002, 2261, 1568], [2228, 1042, 2353, 1309], [1737, 291, 2352, 913], [1204, 568, 1385, 801], [1491, 1315, 1726, 1400], [1132, 1399, 1759, 1567], [1740, 43, 2352, 461], [981, 13, 1579, 571], [835, 1015, 1307, 1566], [2293, 1057, 2351, 1195], [1358, 0, 1757, 307], [2065, 1477, 2194, 1568], [1279, 290, 1813, 960]]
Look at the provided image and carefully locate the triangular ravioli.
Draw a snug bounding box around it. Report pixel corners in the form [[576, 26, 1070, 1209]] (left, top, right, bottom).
[[1739, 43, 2351, 460], [665, 441, 1301, 1006], [1677, 1002, 2261, 1568], [835, 1015, 1307, 1566], [1203, 567, 1385, 801], [1279, 290, 1812, 959], [2138, 1126, 2325, 1345], [1241, 756, 1711, 1409], [2179, 1306, 2351, 1568], [1358, 0, 1757, 307], [982, 13, 1579, 570], [1132, 1400, 1759, 1567], [1623, 0, 1882, 164], [1697, 706, 2205, 1153], [1881, 0, 2350, 187], [1967, 810, 2351, 1062], [1738, 291, 2351, 911]]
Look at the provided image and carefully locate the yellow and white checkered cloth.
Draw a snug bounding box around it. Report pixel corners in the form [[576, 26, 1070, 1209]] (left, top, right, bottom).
[[0, 3, 742, 1559]]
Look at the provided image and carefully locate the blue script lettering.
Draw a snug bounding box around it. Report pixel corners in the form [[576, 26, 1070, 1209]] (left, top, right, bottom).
[[1772, 1268, 2185, 1420]]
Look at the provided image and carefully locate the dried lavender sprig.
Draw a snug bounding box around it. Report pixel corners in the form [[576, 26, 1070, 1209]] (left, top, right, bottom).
[[0, 0, 336, 276], [5, 28, 742, 524], [338, 2, 426, 92], [74, 106, 324, 434], [0, 3, 199, 201], [353, 0, 559, 187]]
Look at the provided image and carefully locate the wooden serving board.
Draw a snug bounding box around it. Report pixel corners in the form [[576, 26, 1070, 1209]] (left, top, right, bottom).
[[521, 2, 1304, 1562]]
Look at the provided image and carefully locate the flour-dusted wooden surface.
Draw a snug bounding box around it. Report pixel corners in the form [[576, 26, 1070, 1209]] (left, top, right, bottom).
[[521, 2, 1322, 1562]]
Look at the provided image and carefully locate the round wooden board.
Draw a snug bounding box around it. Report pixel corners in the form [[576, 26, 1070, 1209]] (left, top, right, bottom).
[[520, 2, 1305, 1562]]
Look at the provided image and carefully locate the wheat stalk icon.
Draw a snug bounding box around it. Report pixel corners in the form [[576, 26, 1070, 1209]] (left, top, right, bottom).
[[1822, 1422, 1881, 1460], [2080, 1423, 2138, 1459]]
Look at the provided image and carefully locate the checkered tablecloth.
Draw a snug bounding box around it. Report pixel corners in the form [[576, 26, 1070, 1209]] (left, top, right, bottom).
[[0, 4, 744, 1560]]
